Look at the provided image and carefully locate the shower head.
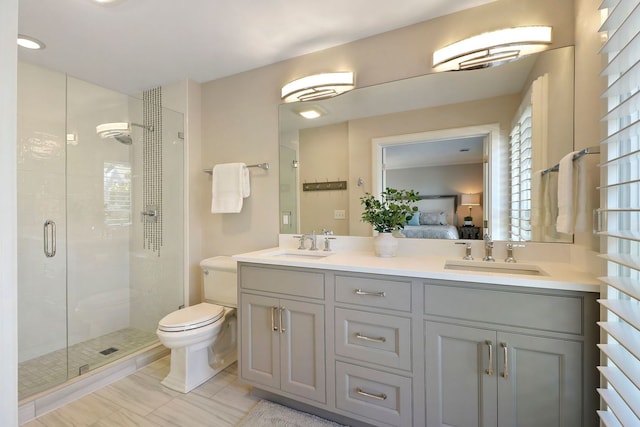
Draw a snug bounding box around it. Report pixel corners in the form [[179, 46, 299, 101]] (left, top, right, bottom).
[[96, 122, 130, 139], [114, 135, 133, 145], [96, 122, 152, 145]]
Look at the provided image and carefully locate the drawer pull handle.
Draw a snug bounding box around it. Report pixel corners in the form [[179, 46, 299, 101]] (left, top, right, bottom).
[[271, 306, 278, 332], [279, 307, 286, 334], [354, 289, 386, 297], [355, 332, 386, 343], [501, 342, 509, 378], [356, 387, 387, 401], [485, 340, 493, 376]]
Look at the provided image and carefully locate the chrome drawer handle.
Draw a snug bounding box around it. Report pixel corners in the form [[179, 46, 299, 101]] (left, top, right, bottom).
[[354, 289, 386, 297], [279, 307, 286, 334], [271, 306, 278, 332], [501, 342, 509, 378], [485, 340, 493, 376], [355, 332, 386, 343], [356, 387, 387, 401]]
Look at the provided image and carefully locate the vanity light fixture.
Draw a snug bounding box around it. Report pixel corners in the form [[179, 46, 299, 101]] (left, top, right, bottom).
[[281, 72, 355, 103], [432, 26, 552, 72], [17, 34, 45, 50]]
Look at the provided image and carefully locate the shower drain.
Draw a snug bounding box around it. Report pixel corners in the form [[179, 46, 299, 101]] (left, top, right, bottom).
[[99, 347, 119, 356]]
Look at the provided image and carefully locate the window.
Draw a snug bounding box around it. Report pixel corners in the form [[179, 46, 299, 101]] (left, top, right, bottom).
[[103, 161, 132, 226], [509, 102, 533, 241], [597, 1, 640, 425]]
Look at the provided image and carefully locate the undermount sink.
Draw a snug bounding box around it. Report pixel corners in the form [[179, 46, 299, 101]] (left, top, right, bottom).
[[444, 260, 548, 276], [263, 249, 334, 260]]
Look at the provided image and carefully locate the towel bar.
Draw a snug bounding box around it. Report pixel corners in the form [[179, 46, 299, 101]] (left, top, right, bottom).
[[203, 162, 269, 174]]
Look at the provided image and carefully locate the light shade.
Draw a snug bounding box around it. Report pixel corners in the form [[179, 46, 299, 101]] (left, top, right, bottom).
[[461, 193, 481, 206], [281, 72, 355, 103], [432, 26, 552, 72]]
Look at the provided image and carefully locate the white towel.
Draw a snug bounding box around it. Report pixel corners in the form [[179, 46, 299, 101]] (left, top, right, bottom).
[[556, 151, 578, 234], [573, 155, 588, 232], [211, 163, 250, 213], [531, 170, 544, 227]]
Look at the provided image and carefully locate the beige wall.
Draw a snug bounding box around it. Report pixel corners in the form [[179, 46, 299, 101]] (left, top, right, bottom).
[[198, 0, 580, 260], [299, 123, 350, 235]]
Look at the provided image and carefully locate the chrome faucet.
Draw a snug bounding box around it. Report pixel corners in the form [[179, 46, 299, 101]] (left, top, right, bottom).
[[505, 243, 525, 263], [483, 232, 495, 262], [293, 231, 319, 250]]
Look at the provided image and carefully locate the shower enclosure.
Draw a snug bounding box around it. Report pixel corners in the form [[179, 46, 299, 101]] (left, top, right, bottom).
[[17, 62, 184, 399]]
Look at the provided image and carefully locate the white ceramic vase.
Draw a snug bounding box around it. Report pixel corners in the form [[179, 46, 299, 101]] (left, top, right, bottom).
[[373, 232, 398, 258]]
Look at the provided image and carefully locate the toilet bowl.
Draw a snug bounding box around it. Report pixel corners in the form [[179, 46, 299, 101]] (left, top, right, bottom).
[[156, 256, 237, 393]]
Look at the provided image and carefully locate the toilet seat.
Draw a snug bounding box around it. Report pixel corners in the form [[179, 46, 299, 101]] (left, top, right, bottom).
[[158, 303, 225, 332]]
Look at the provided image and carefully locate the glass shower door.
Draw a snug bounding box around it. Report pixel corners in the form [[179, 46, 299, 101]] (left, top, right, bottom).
[[17, 62, 69, 398]]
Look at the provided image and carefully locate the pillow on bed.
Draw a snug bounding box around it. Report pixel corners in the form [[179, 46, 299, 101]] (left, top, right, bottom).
[[408, 212, 420, 226], [419, 211, 448, 225]]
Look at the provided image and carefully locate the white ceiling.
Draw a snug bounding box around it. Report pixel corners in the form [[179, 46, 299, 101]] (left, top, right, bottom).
[[17, 0, 495, 94]]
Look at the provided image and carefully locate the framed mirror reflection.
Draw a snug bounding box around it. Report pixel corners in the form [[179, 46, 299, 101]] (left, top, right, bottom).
[[279, 46, 575, 243]]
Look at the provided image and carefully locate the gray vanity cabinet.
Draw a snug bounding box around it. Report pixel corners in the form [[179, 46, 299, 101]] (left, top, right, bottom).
[[239, 266, 326, 404], [424, 280, 597, 427], [425, 322, 582, 427], [237, 262, 598, 427]]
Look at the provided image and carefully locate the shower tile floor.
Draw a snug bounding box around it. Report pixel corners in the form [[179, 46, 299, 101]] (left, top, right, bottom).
[[19, 328, 158, 399]]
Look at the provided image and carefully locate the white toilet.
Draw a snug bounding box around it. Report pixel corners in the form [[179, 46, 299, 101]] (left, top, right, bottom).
[[156, 256, 238, 393]]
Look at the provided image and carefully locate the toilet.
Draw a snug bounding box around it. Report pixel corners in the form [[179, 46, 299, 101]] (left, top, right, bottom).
[[156, 256, 238, 393]]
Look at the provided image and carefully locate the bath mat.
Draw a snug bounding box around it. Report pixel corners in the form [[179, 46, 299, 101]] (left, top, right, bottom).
[[236, 400, 347, 427]]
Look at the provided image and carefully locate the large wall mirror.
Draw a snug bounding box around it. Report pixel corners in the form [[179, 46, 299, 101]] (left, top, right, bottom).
[[279, 46, 575, 243]]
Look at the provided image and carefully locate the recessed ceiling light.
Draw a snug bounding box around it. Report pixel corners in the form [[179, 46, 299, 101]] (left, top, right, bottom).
[[17, 34, 45, 50], [299, 109, 322, 119]]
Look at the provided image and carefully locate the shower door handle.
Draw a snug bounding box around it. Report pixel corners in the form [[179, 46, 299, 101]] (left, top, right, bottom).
[[43, 220, 56, 258]]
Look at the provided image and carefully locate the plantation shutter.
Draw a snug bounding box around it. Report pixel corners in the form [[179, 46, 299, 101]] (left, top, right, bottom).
[[597, 0, 640, 425]]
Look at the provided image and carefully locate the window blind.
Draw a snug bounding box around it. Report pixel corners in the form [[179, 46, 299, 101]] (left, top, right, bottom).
[[103, 161, 132, 227], [597, 0, 640, 425], [509, 105, 533, 241]]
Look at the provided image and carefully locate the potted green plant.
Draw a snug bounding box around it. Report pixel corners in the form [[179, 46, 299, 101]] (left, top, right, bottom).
[[360, 187, 419, 257]]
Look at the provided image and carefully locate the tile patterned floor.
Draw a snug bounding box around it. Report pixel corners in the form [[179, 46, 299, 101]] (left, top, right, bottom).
[[19, 328, 159, 399], [22, 357, 260, 427]]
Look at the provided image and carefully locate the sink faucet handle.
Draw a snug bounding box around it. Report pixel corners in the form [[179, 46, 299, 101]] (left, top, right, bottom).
[[323, 237, 336, 251], [322, 228, 334, 235], [293, 235, 306, 250], [505, 243, 525, 263], [455, 241, 474, 260]]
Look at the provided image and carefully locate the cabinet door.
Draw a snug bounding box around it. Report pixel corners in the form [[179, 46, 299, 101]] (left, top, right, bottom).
[[425, 321, 498, 427], [496, 332, 582, 427], [240, 293, 280, 389], [280, 299, 326, 403]]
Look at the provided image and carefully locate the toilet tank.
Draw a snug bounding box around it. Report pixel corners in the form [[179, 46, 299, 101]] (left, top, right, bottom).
[[200, 256, 237, 308]]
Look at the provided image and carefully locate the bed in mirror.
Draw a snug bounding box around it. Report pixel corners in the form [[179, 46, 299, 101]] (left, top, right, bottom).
[[279, 46, 575, 243]]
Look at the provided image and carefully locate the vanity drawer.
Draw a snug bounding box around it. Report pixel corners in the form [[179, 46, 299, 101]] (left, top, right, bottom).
[[240, 265, 324, 299], [335, 308, 411, 371], [424, 282, 584, 334], [335, 274, 412, 312], [335, 361, 412, 427]]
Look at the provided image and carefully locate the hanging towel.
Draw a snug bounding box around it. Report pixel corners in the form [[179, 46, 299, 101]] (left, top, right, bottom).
[[211, 163, 250, 213], [531, 170, 544, 227], [556, 151, 579, 234], [573, 155, 589, 232]]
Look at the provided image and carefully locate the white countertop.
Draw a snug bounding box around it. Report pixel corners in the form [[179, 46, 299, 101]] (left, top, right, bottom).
[[233, 246, 601, 293]]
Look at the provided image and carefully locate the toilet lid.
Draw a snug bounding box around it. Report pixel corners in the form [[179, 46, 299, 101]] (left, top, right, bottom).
[[158, 303, 225, 332]]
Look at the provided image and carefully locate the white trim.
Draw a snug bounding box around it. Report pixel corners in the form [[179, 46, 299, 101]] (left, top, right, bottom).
[[0, 1, 18, 424], [371, 124, 502, 237]]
